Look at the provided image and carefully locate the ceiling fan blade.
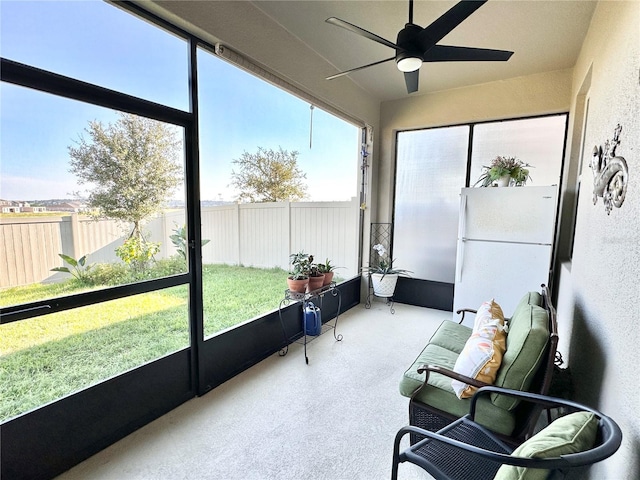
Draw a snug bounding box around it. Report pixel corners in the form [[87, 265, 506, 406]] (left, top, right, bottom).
[[404, 70, 419, 94], [326, 57, 395, 80], [422, 45, 513, 62], [326, 17, 401, 51], [417, 0, 487, 51]]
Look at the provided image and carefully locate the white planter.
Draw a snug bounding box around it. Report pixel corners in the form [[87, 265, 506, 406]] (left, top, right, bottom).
[[371, 273, 399, 297], [496, 175, 511, 187]]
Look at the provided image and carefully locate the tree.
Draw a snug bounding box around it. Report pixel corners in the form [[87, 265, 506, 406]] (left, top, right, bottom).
[[68, 113, 182, 269], [230, 147, 308, 202]]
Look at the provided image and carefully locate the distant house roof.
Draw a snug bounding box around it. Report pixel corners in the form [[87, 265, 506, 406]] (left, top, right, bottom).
[[48, 201, 87, 212]]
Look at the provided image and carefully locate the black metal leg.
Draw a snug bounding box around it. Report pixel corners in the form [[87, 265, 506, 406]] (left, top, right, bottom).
[[278, 286, 342, 364], [304, 317, 309, 364], [277, 297, 290, 356], [332, 288, 343, 341], [391, 428, 409, 480]]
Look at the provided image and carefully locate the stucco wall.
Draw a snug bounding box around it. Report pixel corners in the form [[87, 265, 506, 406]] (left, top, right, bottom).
[[558, 1, 640, 478]]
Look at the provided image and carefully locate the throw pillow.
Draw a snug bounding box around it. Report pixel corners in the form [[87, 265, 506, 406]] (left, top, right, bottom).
[[451, 299, 506, 399], [472, 298, 506, 333], [494, 411, 598, 480]]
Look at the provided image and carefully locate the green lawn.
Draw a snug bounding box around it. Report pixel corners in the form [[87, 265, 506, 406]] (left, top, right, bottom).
[[0, 264, 290, 422]]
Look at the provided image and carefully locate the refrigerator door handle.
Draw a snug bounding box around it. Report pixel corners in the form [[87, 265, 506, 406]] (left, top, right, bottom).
[[463, 238, 552, 247], [456, 194, 467, 283]]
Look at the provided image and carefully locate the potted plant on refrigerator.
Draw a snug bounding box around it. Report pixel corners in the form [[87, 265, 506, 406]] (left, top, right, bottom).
[[474, 156, 532, 187], [287, 251, 310, 293], [363, 244, 411, 297]]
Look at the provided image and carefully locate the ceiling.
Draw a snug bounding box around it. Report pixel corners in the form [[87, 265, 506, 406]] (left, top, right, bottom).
[[146, 1, 597, 103]]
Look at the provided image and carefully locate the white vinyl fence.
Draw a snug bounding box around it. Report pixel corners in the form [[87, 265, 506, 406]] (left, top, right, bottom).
[[0, 199, 359, 289]]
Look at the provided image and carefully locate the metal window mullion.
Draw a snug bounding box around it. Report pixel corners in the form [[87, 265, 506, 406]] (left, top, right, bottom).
[[0, 58, 190, 128]]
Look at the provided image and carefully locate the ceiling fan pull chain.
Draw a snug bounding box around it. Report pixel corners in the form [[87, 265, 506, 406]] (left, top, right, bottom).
[[309, 104, 314, 149]]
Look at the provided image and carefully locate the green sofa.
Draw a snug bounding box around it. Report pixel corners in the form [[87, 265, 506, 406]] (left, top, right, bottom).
[[400, 286, 558, 446]]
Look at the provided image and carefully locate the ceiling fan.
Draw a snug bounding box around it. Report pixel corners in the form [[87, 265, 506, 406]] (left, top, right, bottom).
[[325, 0, 513, 94]]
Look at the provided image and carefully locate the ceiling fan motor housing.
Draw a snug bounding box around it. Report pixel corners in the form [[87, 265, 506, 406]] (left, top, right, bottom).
[[396, 23, 424, 70]]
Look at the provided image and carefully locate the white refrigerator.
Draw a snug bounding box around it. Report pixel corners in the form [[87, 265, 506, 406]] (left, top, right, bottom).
[[453, 186, 558, 319]]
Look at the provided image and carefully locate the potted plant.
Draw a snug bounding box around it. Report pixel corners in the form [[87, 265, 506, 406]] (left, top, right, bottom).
[[474, 156, 532, 187], [306, 259, 325, 292], [288, 251, 310, 293], [362, 244, 411, 297], [317, 258, 339, 286]]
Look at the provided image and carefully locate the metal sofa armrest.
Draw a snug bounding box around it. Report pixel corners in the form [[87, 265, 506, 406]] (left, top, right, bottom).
[[414, 364, 492, 395], [466, 386, 603, 423], [455, 308, 477, 324]]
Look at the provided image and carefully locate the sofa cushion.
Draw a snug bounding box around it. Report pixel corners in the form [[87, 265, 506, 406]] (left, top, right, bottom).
[[400, 343, 459, 397], [509, 291, 542, 321], [428, 320, 473, 354], [400, 339, 516, 436], [492, 304, 549, 410], [494, 412, 598, 480], [451, 300, 507, 398]]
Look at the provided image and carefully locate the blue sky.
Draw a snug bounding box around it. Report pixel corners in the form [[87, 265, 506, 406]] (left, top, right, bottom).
[[0, 0, 359, 202]]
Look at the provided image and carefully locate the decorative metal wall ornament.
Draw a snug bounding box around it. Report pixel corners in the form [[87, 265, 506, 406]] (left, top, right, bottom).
[[590, 124, 629, 215]]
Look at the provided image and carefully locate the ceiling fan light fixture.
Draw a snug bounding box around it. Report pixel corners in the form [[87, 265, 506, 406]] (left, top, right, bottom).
[[396, 56, 422, 72]]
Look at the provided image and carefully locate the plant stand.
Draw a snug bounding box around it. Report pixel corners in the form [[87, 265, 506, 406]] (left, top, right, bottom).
[[278, 283, 342, 364], [364, 273, 396, 314], [365, 222, 395, 313]]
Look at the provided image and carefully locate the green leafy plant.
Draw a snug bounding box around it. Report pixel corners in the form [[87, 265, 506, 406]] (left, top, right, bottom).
[[83, 262, 131, 285], [362, 244, 411, 279], [50, 253, 94, 283], [474, 156, 532, 187], [169, 223, 211, 260], [308, 261, 322, 278], [317, 258, 339, 274], [116, 235, 160, 272], [288, 251, 311, 280]]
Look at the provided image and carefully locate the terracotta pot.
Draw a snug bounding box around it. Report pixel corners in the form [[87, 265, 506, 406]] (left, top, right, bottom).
[[287, 277, 308, 293], [371, 273, 398, 297], [322, 271, 334, 286], [307, 274, 325, 292]]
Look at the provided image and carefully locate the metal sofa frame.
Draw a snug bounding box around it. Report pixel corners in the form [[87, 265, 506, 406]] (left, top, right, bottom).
[[409, 285, 559, 447]]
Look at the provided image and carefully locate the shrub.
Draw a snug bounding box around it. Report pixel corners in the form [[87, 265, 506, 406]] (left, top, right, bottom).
[[115, 235, 160, 272], [50, 254, 94, 284], [86, 258, 187, 286], [170, 223, 210, 260], [85, 263, 132, 286]]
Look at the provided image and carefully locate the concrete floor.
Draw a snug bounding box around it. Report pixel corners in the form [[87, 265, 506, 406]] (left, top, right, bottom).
[[56, 299, 447, 480]]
